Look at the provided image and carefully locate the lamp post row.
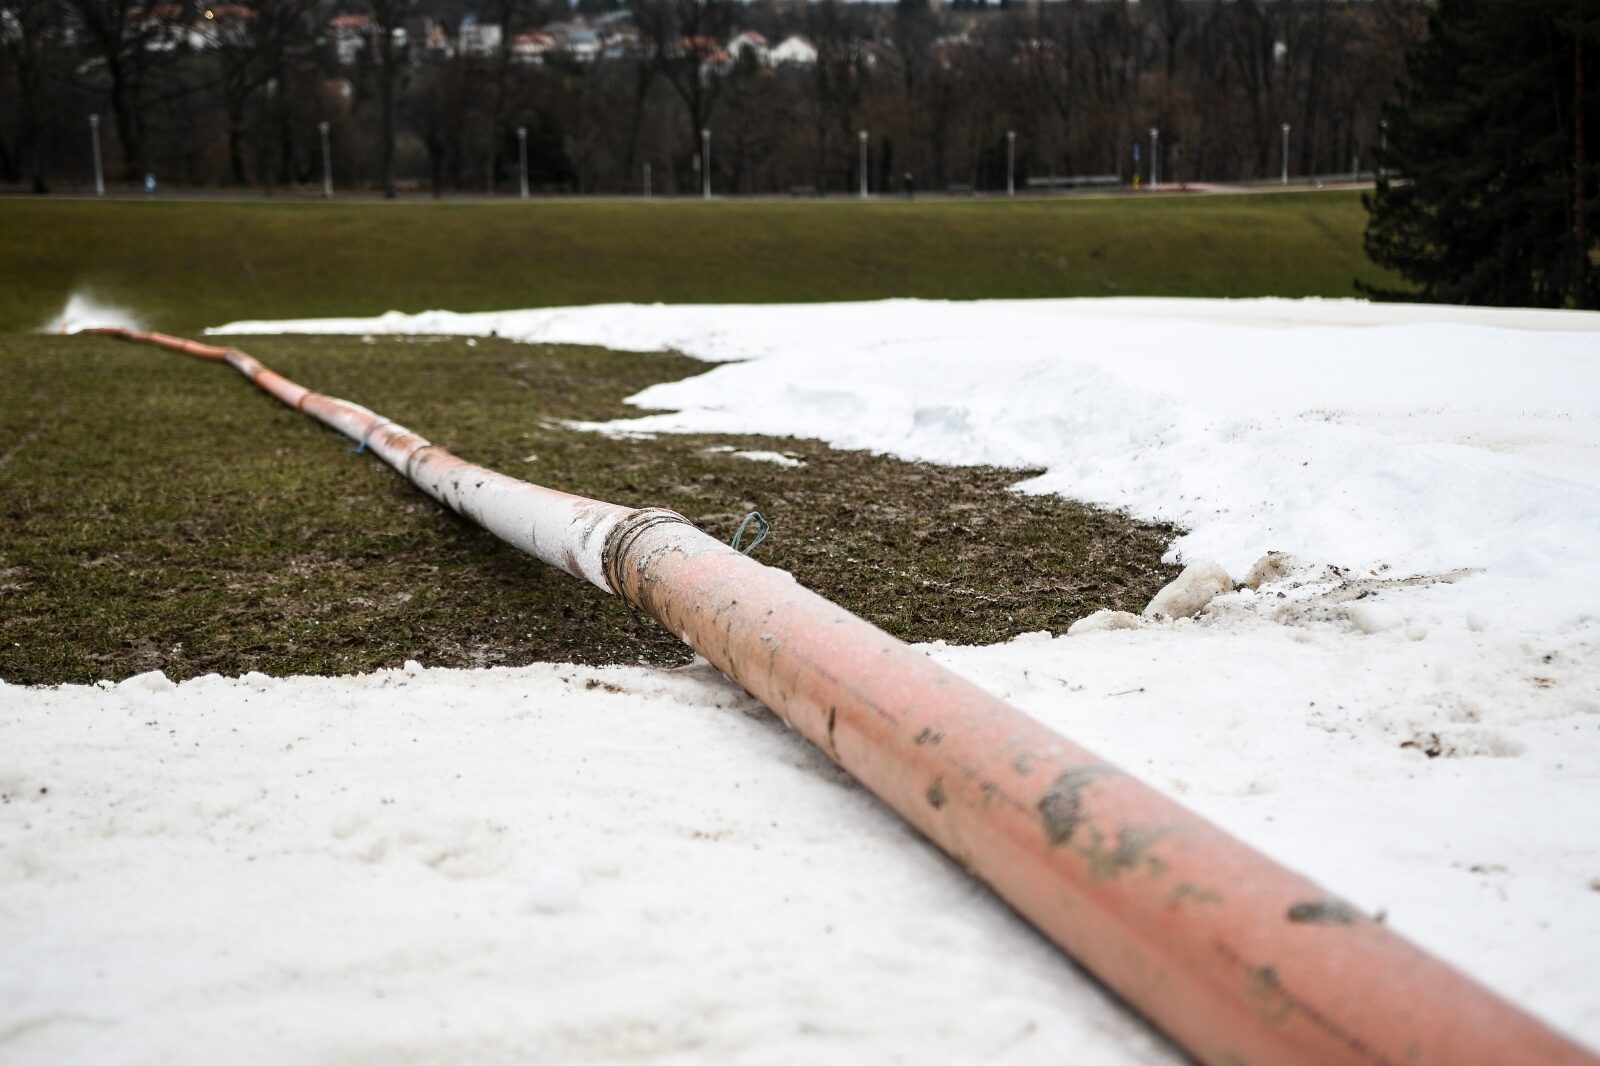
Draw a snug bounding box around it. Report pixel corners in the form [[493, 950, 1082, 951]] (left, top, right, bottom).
[[80, 118, 1372, 196], [859, 129, 868, 198], [87, 114, 334, 199], [89, 114, 104, 196], [318, 120, 332, 198], [1007, 129, 1015, 196], [517, 125, 529, 200]]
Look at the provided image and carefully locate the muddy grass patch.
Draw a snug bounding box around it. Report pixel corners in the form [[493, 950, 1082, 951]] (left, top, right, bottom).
[[0, 333, 1179, 685]]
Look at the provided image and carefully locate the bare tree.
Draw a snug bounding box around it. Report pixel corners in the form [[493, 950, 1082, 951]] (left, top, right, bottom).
[[12, 0, 1429, 195], [203, 1, 317, 187], [634, 0, 732, 179], [368, 0, 415, 198], [406, 54, 471, 196], [804, 1, 871, 191], [618, 22, 661, 185], [480, 0, 536, 192], [0, 0, 68, 191], [66, 0, 179, 179], [1149, 0, 1190, 138]]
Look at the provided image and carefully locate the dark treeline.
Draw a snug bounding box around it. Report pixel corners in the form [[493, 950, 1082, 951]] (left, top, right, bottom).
[[1, 0, 1429, 196]]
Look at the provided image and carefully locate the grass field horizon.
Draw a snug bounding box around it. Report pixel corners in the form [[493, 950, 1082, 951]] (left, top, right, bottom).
[[1, 189, 1389, 334]]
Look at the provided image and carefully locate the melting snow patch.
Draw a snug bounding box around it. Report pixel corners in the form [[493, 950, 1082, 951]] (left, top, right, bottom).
[[731, 449, 805, 467], [214, 297, 1600, 634]]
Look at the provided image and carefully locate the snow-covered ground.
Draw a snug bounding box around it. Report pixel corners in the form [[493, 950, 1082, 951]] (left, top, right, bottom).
[[8, 297, 1599, 1062], [216, 298, 1600, 624]]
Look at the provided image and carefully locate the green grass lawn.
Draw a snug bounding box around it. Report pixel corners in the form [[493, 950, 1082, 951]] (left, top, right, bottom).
[[0, 333, 1178, 684], [0, 190, 1381, 682], [0, 190, 1388, 334]]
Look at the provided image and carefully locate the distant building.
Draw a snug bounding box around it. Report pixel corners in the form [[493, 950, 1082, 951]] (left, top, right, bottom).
[[769, 35, 816, 66], [512, 31, 555, 64], [459, 15, 502, 57], [422, 20, 452, 55], [563, 27, 600, 62], [328, 13, 374, 65], [727, 30, 770, 67], [600, 25, 639, 60], [136, 3, 188, 52], [543, 20, 601, 62]]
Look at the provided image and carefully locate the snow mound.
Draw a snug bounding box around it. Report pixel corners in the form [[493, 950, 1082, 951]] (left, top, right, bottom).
[[118, 668, 174, 692], [1242, 552, 1295, 590], [212, 297, 1600, 635], [1144, 561, 1233, 620], [1067, 610, 1147, 636]]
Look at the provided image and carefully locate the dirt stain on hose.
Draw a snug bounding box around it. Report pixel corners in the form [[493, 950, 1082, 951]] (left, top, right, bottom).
[[1246, 964, 1293, 1027], [1286, 898, 1361, 925], [1037, 765, 1119, 846]]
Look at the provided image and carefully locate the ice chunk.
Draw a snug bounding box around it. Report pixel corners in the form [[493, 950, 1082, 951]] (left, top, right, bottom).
[[1143, 562, 1233, 620], [1347, 602, 1404, 635], [528, 865, 583, 915], [1242, 552, 1294, 590], [1067, 610, 1146, 636], [119, 669, 175, 692]]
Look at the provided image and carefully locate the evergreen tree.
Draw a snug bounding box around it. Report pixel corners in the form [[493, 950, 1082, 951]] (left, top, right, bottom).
[[1362, 0, 1598, 308]]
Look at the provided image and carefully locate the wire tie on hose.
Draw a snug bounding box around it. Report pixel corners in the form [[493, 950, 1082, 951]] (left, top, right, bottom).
[[731, 511, 770, 555], [350, 418, 392, 456]]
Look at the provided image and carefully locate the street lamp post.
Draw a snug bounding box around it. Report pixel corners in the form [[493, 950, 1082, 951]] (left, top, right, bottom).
[[89, 114, 105, 196], [701, 128, 711, 200], [644, 162, 651, 197], [517, 125, 529, 200], [1150, 127, 1160, 188], [318, 120, 332, 198], [1281, 122, 1291, 185], [1379, 118, 1389, 181], [859, 130, 868, 198], [1006, 130, 1015, 196]]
